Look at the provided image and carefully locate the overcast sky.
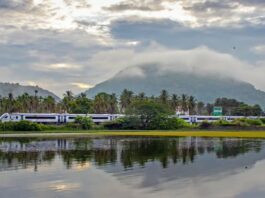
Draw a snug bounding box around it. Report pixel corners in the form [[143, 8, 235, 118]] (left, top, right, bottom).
[[1, 0, 265, 96]]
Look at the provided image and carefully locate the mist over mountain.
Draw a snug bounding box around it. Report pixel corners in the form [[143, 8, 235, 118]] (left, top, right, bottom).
[[0, 83, 60, 100], [85, 65, 265, 108]]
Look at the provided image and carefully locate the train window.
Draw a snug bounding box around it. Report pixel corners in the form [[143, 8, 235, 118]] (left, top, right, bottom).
[[182, 118, 190, 120], [209, 118, 219, 120], [68, 117, 76, 119], [197, 118, 207, 120], [93, 117, 109, 120], [25, 116, 56, 119]]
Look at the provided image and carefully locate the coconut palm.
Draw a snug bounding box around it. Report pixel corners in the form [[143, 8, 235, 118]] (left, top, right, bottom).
[[93, 92, 111, 113], [62, 91, 74, 113], [188, 96, 196, 115], [120, 89, 134, 113], [170, 94, 179, 112], [181, 94, 188, 113], [159, 89, 169, 105]]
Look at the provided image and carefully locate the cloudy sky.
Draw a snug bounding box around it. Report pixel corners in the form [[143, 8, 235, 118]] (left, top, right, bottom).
[[1, 0, 265, 96]]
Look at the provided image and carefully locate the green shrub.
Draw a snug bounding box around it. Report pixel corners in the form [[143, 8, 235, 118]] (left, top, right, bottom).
[[260, 118, 265, 125], [13, 120, 42, 131], [0, 122, 15, 131], [92, 124, 104, 130], [104, 116, 141, 130], [199, 121, 213, 129], [0, 121, 61, 131], [74, 116, 94, 130], [230, 118, 262, 127], [213, 120, 233, 127], [0, 121, 43, 131], [245, 119, 263, 126], [65, 122, 81, 130], [40, 124, 62, 130], [156, 117, 190, 130], [231, 118, 250, 127], [103, 116, 190, 130], [103, 119, 124, 130]]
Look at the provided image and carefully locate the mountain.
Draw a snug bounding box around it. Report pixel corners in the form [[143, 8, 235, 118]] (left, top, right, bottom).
[[85, 65, 265, 108], [0, 83, 60, 100]]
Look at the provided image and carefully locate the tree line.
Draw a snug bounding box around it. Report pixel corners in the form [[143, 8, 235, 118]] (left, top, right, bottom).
[[0, 89, 263, 116]]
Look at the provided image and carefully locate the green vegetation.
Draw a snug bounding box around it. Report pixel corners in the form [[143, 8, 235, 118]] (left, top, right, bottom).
[[0, 120, 43, 131], [66, 116, 94, 130], [104, 100, 189, 130], [1, 89, 263, 117], [0, 116, 94, 132], [199, 118, 265, 129], [213, 98, 263, 116]]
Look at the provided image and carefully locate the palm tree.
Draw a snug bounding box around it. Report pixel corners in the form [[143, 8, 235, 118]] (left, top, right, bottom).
[[170, 94, 179, 112], [159, 89, 169, 105], [109, 93, 118, 114], [7, 93, 14, 113], [188, 96, 196, 115], [43, 96, 56, 113], [93, 92, 110, 113], [0, 96, 3, 114], [137, 92, 146, 101], [196, 101, 205, 115], [34, 90, 38, 97], [181, 94, 188, 113], [62, 91, 74, 113], [120, 89, 134, 113]]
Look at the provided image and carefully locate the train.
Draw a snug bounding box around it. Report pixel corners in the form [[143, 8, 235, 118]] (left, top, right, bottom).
[[0, 113, 124, 124], [0, 113, 264, 124], [177, 115, 264, 124]]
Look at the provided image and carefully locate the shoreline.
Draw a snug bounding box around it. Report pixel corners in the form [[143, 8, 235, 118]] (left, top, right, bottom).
[[2, 130, 265, 138]]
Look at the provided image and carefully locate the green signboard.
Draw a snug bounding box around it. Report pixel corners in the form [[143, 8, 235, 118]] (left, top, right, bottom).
[[213, 106, 223, 116]]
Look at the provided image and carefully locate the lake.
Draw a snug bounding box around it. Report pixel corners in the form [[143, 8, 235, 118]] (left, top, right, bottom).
[[1, 136, 265, 198]]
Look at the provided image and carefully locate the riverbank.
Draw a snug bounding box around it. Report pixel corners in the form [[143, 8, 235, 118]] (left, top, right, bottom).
[[2, 130, 265, 138]]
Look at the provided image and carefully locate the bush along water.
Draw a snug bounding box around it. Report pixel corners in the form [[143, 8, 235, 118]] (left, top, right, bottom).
[[0, 116, 94, 131], [66, 116, 94, 130], [0, 120, 43, 131], [198, 118, 265, 129], [104, 115, 190, 130]]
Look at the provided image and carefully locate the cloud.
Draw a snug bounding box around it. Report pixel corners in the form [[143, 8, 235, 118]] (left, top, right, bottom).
[[103, 0, 265, 27], [251, 45, 265, 55], [33, 63, 83, 72], [180, 0, 263, 27], [71, 82, 94, 89], [63, 0, 90, 9], [87, 43, 265, 92], [0, 0, 34, 10], [0, 0, 265, 96], [104, 0, 172, 12]]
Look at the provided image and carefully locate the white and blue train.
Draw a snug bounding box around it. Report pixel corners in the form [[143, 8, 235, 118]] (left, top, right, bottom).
[[0, 113, 124, 124], [178, 115, 264, 124], [0, 113, 263, 124]]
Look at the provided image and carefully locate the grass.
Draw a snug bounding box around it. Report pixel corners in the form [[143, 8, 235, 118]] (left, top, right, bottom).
[[2, 130, 265, 138]]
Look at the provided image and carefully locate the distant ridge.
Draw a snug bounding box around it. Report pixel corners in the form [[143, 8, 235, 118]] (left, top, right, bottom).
[[85, 65, 265, 108], [0, 82, 60, 100]]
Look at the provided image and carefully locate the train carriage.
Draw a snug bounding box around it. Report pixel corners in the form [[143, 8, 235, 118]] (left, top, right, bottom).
[[0, 113, 124, 124]]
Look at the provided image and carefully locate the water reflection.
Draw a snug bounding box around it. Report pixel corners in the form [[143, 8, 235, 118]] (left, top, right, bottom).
[[1, 137, 265, 198], [0, 137, 263, 172]]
